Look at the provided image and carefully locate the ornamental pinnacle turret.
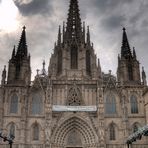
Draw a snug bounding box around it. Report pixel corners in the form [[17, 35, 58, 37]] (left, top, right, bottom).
[[65, 0, 83, 43], [7, 26, 31, 85], [48, 0, 101, 80]]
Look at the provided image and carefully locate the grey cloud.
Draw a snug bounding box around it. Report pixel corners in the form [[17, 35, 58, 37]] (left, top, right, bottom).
[[92, 0, 134, 13], [101, 15, 126, 31], [13, 0, 53, 16]]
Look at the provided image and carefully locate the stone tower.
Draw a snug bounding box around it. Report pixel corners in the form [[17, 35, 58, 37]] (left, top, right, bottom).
[[7, 26, 31, 86], [117, 28, 141, 85], [48, 0, 101, 80]]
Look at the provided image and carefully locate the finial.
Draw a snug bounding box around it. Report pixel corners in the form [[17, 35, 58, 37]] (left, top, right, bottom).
[[63, 22, 65, 28], [83, 22, 85, 28], [23, 26, 26, 30], [87, 26, 90, 44], [43, 60, 45, 70], [12, 45, 16, 59], [42, 60, 46, 75], [58, 25, 61, 45], [142, 66, 147, 86], [123, 27, 126, 31], [109, 70, 112, 75], [133, 47, 137, 59], [1, 65, 6, 85], [36, 69, 39, 75]]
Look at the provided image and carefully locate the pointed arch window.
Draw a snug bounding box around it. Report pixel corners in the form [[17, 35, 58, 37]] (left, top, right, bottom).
[[10, 94, 18, 114], [130, 95, 138, 114], [105, 94, 116, 114], [109, 123, 116, 141], [9, 123, 15, 137], [31, 94, 42, 115], [71, 45, 78, 69], [32, 123, 39, 141]]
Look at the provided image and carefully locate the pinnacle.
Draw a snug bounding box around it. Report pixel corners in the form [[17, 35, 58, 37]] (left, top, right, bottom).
[[121, 27, 132, 58], [16, 26, 28, 59], [65, 0, 83, 42]]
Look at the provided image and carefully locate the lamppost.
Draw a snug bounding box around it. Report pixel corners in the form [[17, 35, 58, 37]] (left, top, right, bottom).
[[0, 131, 15, 148]]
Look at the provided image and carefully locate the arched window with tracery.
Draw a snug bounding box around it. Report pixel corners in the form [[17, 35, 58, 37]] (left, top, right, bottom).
[[9, 123, 15, 137], [31, 94, 42, 115], [68, 86, 81, 106], [130, 95, 138, 114], [71, 44, 78, 69], [105, 94, 116, 114], [32, 123, 39, 141], [10, 94, 18, 114], [109, 123, 116, 141]]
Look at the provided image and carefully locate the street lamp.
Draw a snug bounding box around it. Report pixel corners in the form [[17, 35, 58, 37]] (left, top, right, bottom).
[[0, 131, 15, 148]]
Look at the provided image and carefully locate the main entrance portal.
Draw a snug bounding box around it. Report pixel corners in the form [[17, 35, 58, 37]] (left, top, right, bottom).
[[53, 117, 97, 148]]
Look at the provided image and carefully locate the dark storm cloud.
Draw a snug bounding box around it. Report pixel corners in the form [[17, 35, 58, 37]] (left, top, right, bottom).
[[13, 0, 53, 16]]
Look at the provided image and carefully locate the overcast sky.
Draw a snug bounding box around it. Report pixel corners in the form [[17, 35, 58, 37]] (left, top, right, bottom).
[[0, 0, 148, 81]]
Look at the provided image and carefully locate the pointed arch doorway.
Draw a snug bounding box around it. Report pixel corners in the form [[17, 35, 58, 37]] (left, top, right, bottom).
[[66, 129, 83, 148], [53, 117, 97, 148]]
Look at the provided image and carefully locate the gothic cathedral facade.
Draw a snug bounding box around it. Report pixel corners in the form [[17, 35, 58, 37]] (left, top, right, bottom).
[[0, 0, 148, 148]]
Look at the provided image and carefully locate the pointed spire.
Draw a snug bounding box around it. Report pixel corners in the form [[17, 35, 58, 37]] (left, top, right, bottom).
[[1, 65, 6, 85], [121, 27, 132, 58], [63, 22, 65, 43], [87, 26, 90, 45], [118, 54, 120, 60], [142, 66, 147, 86], [83, 22, 85, 43], [11, 45, 16, 59], [54, 42, 57, 48], [65, 0, 82, 42], [58, 25, 61, 45], [42, 60, 46, 75], [16, 26, 28, 59], [133, 47, 137, 59]]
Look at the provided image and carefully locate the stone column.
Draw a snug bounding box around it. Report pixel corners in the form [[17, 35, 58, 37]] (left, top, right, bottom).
[[45, 80, 53, 148], [97, 86, 106, 148]]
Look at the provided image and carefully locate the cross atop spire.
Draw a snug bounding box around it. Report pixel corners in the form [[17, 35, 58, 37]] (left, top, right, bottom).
[[121, 27, 132, 59], [65, 0, 83, 42], [16, 26, 28, 59]]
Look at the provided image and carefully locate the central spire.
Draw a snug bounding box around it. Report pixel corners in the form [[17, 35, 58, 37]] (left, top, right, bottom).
[[65, 0, 83, 42]]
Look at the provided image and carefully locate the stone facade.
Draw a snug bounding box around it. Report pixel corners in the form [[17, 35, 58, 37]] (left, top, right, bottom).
[[0, 0, 148, 148]]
